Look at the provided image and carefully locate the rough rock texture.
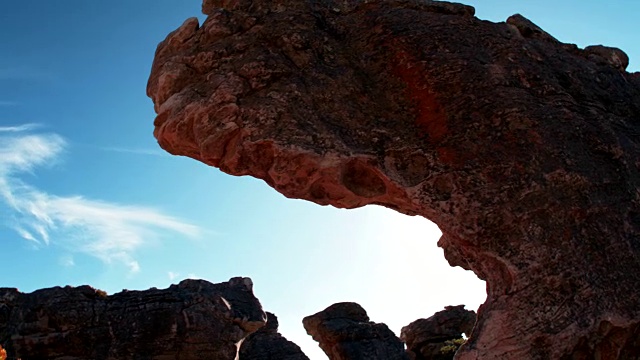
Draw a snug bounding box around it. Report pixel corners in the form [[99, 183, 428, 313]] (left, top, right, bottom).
[[239, 311, 310, 360], [302, 302, 409, 360], [0, 278, 265, 360], [147, 0, 640, 358], [401, 305, 476, 360]]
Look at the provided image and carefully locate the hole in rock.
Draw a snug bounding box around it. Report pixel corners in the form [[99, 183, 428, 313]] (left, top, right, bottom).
[[137, 173, 487, 359]]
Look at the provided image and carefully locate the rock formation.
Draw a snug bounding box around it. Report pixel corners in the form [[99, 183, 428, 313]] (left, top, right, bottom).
[[239, 311, 310, 360], [0, 278, 266, 359], [147, 0, 640, 358], [302, 302, 408, 360], [401, 305, 476, 360]]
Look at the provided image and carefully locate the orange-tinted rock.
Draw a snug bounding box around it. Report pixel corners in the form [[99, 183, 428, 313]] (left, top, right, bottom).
[[148, 1, 640, 358]]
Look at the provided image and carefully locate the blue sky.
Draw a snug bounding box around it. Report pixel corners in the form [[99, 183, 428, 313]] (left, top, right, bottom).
[[1, 1, 637, 359]]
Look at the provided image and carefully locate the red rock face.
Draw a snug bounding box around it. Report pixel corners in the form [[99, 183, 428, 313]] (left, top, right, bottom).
[[148, 0, 640, 358]]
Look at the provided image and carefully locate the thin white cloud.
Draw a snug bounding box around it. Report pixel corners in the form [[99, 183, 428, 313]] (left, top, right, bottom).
[[0, 126, 201, 273], [15, 226, 38, 243], [168, 271, 179, 281], [0, 123, 41, 133], [59, 255, 75, 267]]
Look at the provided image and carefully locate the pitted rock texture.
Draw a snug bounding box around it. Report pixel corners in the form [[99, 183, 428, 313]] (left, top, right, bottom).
[[239, 311, 310, 360], [302, 302, 409, 360], [0, 278, 265, 360], [401, 305, 476, 360], [147, 0, 640, 358]]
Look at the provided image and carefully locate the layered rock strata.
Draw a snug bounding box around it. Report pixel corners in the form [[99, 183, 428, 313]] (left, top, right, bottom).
[[401, 305, 476, 360], [0, 278, 265, 360], [302, 302, 409, 360], [147, 0, 640, 358], [239, 311, 310, 360]]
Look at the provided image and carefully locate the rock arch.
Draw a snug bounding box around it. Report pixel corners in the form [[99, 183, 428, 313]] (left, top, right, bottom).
[[147, 0, 640, 357]]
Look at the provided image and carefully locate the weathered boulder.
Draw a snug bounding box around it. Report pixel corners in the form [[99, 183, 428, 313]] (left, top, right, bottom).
[[239, 311, 310, 360], [401, 305, 476, 360], [302, 302, 409, 360], [0, 278, 265, 360], [147, 0, 640, 358]]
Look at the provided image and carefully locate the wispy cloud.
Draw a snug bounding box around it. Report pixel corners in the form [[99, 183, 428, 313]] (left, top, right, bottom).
[[59, 255, 75, 267], [0, 125, 201, 273], [168, 271, 180, 281], [0, 123, 41, 133], [0, 101, 18, 107]]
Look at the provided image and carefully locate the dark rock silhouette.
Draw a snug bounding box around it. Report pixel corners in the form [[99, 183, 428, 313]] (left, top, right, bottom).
[[0, 278, 266, 359], [239, 311, 310, 360], [303, 302, 409, 360], [401, 305, 476, 360], [147, 0, 640, 357]]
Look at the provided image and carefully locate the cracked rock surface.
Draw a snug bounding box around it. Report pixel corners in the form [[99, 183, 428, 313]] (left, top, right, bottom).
[[0, 278, 265, 359], [148, 0, 640, 358]]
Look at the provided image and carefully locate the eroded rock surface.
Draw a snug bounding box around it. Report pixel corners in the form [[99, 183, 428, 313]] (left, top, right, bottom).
[[0, 278, 265, 360], [302, 302, 408, 360], [401, 305, 476, 360], [148, 0, 640, 358], [239, 311, 310, 360]]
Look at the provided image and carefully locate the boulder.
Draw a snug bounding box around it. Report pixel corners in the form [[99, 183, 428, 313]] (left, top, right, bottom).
[[401, 305, 476, 360], [302, 302, 408, 360]]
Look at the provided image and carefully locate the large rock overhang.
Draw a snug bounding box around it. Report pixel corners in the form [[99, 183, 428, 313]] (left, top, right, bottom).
[[147, 0, 640, 358]]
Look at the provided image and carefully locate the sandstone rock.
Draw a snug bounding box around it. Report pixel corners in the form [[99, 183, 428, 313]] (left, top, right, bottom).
[[239, 311, 310, 360], [401, 305, 476, 360], [302, 302, 409, 360], [0, 278, 265, 360], [148, 0, 640, 358], [506, 14, 558, 43], [583, 45, 630, 71]]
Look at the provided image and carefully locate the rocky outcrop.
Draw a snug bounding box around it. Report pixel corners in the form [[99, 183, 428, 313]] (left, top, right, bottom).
[[239, 311, 310, 360], [0, 278, 265, 360], [401, 305, 476, 360], [302, 302, 408, 360], [147, 0, 640, 358]]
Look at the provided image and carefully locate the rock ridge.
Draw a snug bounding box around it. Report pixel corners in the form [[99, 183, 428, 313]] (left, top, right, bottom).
[[0, 278, 266, 359]]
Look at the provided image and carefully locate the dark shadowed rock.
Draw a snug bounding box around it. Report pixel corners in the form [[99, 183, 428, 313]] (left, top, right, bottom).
[[506, 13, 558, 43], [583, 45, 630, 71], [401, 305, 476, 360], [148, 0, 640, 358], [239, 311, 310, 360], [302, 302, 409, 360], [0, 278, 265, 360]]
